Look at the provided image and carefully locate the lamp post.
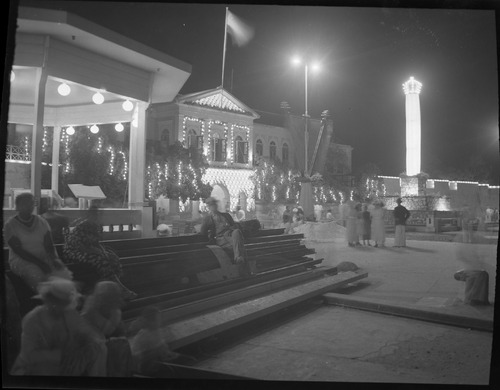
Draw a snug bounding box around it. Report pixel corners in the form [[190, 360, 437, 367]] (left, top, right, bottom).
[[292, 56, 320, 175], [292, 56, 320, 221]]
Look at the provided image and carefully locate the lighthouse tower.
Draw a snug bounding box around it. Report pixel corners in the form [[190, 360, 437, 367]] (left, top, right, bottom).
[[402, 77, 423, 176]]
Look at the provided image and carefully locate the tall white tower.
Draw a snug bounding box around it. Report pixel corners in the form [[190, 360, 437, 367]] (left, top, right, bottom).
[[402, 77, 422, 176]]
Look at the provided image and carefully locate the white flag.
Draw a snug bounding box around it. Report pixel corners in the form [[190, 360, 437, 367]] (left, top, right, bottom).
[[227, 10, 254, 47]]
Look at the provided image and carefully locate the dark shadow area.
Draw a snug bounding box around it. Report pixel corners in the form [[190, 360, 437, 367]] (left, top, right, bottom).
[[400, 246, 436, 253], [176, 297, 325, 362], [332, 280, 373, 294]]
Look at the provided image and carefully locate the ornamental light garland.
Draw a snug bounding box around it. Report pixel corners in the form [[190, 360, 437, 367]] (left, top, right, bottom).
[[118, 150, 128, 180], [107, 146, 115, 175], [42, 128, 47, 152], [97, 137, 103, 153], [24, 136, 30, 157], [176, 161, 183, 187]]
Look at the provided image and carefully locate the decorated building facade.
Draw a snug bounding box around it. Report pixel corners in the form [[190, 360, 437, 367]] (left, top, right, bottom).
[[147, 87, 352, 212]]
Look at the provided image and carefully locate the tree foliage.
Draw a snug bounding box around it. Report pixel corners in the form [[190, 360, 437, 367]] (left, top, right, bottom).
[[146, 141, 212, 202]]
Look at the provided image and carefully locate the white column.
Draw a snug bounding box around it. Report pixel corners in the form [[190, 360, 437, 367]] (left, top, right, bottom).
[[51, 125, 61, 195], [402, 77, 422, 176], [128, 101, 153, 237], [405, 93, 421, 176], [31, 67, 48, 213]]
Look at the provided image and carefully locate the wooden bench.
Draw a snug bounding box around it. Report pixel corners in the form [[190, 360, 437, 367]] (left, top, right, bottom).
[[170, 220, 197, 236], [4, 228, 322, 319]]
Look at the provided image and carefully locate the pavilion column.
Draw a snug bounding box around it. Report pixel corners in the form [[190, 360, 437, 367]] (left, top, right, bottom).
[[129, 101, 153, 237], [51, 125, 61, 196], [31, 66, 48, 214]]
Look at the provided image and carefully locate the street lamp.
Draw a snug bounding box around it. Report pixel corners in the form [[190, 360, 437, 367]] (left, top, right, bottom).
[[291, 56, 320, 175]]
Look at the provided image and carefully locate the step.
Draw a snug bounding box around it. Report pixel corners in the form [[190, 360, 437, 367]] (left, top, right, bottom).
[[165, 271, 368, 350], [323, 293, 494, 332]]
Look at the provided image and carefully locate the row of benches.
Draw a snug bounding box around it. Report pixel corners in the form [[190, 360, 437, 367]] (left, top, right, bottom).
[[4, 229, 323, 320]]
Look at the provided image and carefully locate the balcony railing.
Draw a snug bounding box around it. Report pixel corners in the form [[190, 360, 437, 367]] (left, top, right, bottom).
[[5, 145, 30, 162]]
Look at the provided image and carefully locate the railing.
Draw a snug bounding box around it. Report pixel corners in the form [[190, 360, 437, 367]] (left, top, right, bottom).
[[2, 209, 144, 240], [5, 145, 30, 162]]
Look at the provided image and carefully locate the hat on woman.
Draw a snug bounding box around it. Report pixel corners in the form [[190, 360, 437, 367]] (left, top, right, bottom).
[[35, 277, 80, 306]]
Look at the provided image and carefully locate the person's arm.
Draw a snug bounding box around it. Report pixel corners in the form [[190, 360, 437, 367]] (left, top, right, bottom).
[[7, 236, 51, 274]]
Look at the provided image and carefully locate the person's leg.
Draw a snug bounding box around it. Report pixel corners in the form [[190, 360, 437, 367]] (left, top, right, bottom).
[[228, 229, 245, 262], [394, 225, 401, 247]]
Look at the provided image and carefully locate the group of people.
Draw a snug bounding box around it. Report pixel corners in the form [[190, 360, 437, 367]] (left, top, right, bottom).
[[9, 277, 192, 376], [4, 193, 195, 376], [343, 197, 410, 248]]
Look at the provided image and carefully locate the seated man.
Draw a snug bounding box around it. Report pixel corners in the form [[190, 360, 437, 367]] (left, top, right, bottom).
[[199, 197, 253, 276]]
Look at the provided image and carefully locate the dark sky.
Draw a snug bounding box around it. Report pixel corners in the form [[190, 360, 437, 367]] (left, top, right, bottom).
[[14, 0, 500, 183]]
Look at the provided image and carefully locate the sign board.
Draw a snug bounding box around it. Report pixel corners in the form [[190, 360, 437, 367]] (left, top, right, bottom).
[[68, 184, 106, 199]]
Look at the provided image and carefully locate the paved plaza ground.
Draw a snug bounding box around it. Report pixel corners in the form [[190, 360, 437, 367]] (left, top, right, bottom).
[[195, 233, 497, 384]]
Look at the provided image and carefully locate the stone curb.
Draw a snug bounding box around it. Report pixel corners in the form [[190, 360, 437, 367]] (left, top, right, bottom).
[[323, 293, 493, 332]]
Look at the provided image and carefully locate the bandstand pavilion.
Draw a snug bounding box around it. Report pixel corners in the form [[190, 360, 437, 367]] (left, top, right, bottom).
[[4, 6, 191, 236]]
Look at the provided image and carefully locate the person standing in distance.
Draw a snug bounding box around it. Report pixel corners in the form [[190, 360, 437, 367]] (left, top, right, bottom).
[[393, 198, 410, 247]]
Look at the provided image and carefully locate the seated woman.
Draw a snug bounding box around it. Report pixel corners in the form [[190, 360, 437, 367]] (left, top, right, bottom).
[[4, 193, 72, 291], [81, 281, 133, 377], [11, 277, 107, 376], [454, 269, 490, 305], [63, 206, 136, 299]]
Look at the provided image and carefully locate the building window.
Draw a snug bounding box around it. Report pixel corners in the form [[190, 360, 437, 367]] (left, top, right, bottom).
[[449, 181, 458, 191], [282, 142, 289, 165], [210, 133, 226, 162], [426, 179, 435, 189], [270, 141, 276, 160], [187, 129, 203, 151], [255, 139, 263, 157], [187, 129, 196, 148], [234, 136, 248, 164], [160, 129, 170, 144]]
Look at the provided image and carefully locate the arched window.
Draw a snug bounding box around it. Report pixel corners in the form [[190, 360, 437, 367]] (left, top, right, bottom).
[[210, 132, 226, 162], [255, 139, 263, 157], [282, 142, 289, 165], [234, 135, 248, 164], [269, 141, 276, 160]]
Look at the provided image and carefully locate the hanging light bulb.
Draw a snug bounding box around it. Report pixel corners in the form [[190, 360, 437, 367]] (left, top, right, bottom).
[[10, 71, 15, 82], [57, 82, 71, 96], [92, 92, 105, 105], [90, 124, 99, 134], [122, 99, 134, 111], [114, 123, 124, 132], [66, 126, 75, 135]]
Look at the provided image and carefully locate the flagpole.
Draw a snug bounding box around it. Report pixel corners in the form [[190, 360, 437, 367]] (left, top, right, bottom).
[[221, 7, 229, 101]]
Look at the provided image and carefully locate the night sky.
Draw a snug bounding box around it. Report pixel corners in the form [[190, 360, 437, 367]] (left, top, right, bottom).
[[14, 0, 500, 183]]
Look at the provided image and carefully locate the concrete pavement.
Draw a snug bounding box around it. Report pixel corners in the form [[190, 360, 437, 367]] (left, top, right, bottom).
[[309, 234, 496, 317], [193, 234, 496, 383]]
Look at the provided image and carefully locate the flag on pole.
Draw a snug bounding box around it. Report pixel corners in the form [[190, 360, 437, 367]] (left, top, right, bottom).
[[226, 10, 254, 47]]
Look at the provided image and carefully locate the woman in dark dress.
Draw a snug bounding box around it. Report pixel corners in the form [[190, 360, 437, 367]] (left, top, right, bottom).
[[63, 206, 137, 299]]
